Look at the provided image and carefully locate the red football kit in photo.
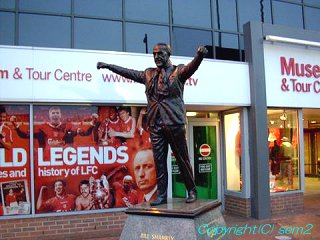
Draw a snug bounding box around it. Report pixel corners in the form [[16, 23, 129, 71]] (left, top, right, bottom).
[[5, 194, 17, 206], [0, 122, 14, 160], [43, 194, 76, 212], [120, 116, 135, 146], [114, 188, 138, 207], [34, 122, 73, 147], [33, 122, 74, 161], [138, 129, 152, 149], [107, 118, 122, 147], [0, 122, 13, 146]]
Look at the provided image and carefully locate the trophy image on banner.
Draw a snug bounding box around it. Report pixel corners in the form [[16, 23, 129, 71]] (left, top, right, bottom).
[[89, 175, 110, 209]]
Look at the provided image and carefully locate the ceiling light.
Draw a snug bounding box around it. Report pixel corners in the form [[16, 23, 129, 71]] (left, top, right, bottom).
[[265, 35, 320, 48], [186, 112, 197, 117], [280, 113, 287, 121]]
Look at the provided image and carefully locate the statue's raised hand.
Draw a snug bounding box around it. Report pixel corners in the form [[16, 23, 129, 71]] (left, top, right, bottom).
[[97, 62, 109, 70], [197, 46, 208, 56]]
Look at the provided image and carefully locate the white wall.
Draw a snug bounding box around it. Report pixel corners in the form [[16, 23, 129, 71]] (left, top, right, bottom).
[[0, 45, 250, 106]]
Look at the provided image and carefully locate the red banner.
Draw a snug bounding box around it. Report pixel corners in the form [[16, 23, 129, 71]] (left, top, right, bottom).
[[29, 105, 154, 214], [0, 105, 30, 215]]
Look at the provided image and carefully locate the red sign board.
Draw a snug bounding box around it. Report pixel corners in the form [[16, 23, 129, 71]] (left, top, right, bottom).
[[199, 144, 211, 157]]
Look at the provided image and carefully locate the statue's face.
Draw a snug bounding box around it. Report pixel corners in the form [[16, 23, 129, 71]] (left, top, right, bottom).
[[153, 45, 169, 68]]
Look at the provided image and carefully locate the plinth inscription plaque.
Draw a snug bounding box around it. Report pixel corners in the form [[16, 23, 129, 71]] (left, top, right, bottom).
[[120, 198, 229, 240]]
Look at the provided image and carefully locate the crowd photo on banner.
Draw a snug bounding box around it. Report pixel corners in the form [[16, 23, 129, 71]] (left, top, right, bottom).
[[0, 104, 156, 215]]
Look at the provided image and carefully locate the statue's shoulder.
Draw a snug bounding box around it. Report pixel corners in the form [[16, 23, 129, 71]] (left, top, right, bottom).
[[168, 65, 180, 80], [176, 64, 184, 69], [145, 67, 157, 73], [144, 67, 157, 77], [143, 67, 157, 83], [172, 65, 184, 73]]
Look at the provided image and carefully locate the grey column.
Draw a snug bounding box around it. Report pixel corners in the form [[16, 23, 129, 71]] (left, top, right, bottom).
[[244, 21, 271, 219]]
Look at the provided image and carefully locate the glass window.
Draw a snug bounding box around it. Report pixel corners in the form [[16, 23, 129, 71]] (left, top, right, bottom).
[[0, 0, 15, 9], [0, 105, 31, 216], [215, 32, 238, 48], [74, 0, 122, 18], [215, 32, 240, 61], [268, 109, 300, 192], [125, 0, 169, 23], [303, 129, 320, 177], [272, 2, 303, 28], [19, 14, 71, 48], [213, 0, 237, 31], [193, 125, 218, 200], [30, 105, 153, 214], [304, 0, 320, 7], [238, 0, 272, 31], [74, 18, 122, 51], [19, 0, 71, 14], [172, 27, 212, 58], [224, 112, 241, 192], [125, 23, 169, 54], [239, 34, 245, 62], [285, 0, 302, 3], [305, 7, 320, 31], [0, 12, 14, 45], [172, 0, 211, 28]]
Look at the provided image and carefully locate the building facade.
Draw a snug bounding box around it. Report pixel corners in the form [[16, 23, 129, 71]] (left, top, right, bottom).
[[1, 0, 320, 239]]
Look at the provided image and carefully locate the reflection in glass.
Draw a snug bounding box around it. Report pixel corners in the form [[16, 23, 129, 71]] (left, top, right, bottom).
[[75, 18, 122, 51], [19, 14, 71, 48], [126, 23, 169, 54], [224, 112, 241, 192], [0, 0, 15, 9], [215, 32, 240, 61], [268, 109, 300, 192], [272, 1, 303, 28], [238, 0, 272, 28], [172, 0, 211, 28], [304, 0, 320, 7], [125, 0, 168, 23], [214, 0, 237, 31], [74, 0, 121, 18], [0, 12, 14, 45], [305, 7, 320, 31], [19, 0, 71, 14], [172, 27, 212, 58]]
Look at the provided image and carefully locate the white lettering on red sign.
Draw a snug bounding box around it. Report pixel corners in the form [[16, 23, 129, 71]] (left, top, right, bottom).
[[199, 144, 211, 157], [37, 146, 129, 166], [0, 148, 27, 167]]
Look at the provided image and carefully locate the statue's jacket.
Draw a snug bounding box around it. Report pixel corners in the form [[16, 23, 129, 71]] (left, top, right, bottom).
[[107, 53, 204, 128]]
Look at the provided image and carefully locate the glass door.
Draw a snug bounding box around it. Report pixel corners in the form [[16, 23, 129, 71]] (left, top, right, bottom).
[[171, 121, 219, 199]]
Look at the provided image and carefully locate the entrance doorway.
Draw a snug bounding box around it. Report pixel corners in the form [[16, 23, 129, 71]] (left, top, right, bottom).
[[304, 129, 320, 177], [171, 119, 219, 200], [303, 109, 320, 195]]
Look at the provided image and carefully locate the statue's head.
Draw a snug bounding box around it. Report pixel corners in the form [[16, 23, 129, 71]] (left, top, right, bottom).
[[153, 43, 171, 68]]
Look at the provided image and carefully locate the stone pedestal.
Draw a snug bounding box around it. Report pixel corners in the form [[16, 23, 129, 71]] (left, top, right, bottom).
[[120, 198, 229, 240]]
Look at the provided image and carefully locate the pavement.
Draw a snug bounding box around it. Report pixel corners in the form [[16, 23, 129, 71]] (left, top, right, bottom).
[[94, 193, 320, 240], [222, 193, 320, 240]]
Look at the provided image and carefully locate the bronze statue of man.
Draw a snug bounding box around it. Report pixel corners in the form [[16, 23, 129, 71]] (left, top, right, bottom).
[[97, 43, 207, 206]]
